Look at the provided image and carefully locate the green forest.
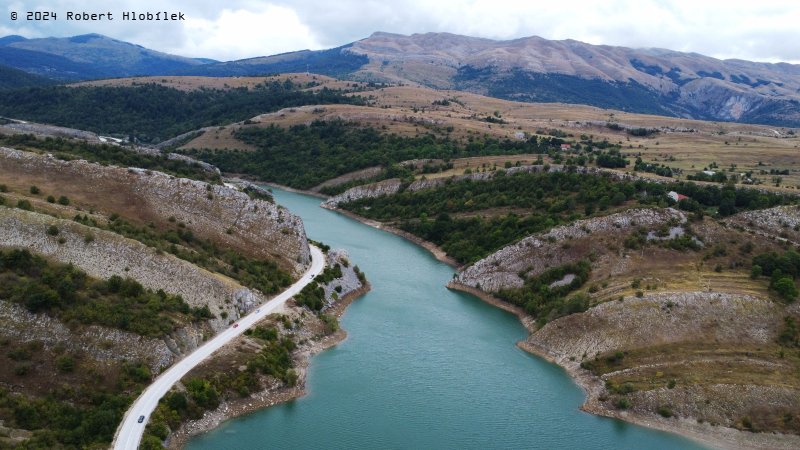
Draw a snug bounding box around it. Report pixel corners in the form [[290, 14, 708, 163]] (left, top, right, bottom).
[[0, 80, 364, 143], [496, 260, 592, 326], [339, 170, 792, 264], [187, 120, 565, 189]]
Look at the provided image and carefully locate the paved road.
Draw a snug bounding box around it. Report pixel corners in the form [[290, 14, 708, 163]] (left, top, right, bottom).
[[113, 245, 325, 450]]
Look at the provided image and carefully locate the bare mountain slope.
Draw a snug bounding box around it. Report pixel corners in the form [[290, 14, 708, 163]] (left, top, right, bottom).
[[344, 32, 800, 125]]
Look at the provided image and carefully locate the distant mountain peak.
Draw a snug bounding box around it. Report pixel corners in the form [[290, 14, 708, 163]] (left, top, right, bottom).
[[0, 35, 28, 46], [0, 33, 208, 81]]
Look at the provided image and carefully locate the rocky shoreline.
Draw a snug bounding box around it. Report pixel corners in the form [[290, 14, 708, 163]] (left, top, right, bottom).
[[166, 282, 371, 449], [446, 282, 800, 450]]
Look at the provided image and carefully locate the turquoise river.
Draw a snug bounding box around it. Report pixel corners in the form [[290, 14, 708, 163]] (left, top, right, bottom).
[[186, 188, 706, 450]]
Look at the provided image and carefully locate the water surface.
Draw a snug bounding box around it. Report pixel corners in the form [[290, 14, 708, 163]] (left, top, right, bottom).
[[187, 188, 705, 450]]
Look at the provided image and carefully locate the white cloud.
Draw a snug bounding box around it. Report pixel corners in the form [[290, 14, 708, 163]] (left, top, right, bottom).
[[174, 5, 321, 60], [1, 0, 798, 63]]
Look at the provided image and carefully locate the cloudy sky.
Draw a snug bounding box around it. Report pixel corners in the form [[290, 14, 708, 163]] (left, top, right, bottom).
[[2, 0, 799, 63]]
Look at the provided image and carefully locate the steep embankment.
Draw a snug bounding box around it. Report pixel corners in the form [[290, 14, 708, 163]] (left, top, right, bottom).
[[0, 207, 258, 334], [0, 147, 310, 273], [0, 141, 319, 449], [454, 208, 685, 291], [449, 207, 800, 448]]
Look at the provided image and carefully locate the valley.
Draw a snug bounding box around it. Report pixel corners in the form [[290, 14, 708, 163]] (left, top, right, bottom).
[[0, 23, 799, 450]]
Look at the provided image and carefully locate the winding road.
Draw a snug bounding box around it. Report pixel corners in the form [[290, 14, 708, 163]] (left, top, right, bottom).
[[113, 245, 325, 450]]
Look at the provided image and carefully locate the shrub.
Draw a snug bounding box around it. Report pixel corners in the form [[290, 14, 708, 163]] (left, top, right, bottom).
[[658, 406, 674, 418], [47, 195, 55, 203], [16, 199, 33, 211], [772, 277, 798, 301], [29, 185, 40, 194], [46, 225, 59, 236], [57, 196, 70, 206], [56, 355, 76, 373], [615, 398, 631, 409]]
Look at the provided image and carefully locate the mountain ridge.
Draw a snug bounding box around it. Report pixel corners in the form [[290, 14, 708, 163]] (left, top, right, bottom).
[[0, 33, 208, 80], [1, 31, 799, 126]]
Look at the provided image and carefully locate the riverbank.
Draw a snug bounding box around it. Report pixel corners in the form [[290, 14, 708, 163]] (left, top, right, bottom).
[[166, 282, 371, 449], [447, 283, 800, 450], [321, 204, 461, 268]]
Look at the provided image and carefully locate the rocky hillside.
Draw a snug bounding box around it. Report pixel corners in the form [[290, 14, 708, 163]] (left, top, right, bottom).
[[727, 205, 800, 245], [525, 290, 800, 449], [0, 147, 310, 274], [449, 204, 800, 445], [454, 208, 686, 291], [211, 31, 800, 127], [345, 32, 800, 126], [0, 207, 256, 333]]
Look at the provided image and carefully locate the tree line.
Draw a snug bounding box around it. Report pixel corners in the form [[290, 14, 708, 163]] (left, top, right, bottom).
[[0, 80, 365, 143]]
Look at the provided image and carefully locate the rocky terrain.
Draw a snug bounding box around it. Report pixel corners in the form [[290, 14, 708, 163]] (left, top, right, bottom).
[[444, 202, 800, 447], [727, 205, 800, 245], [531, 292, 779, 359], [0, 207, 257, 333], [345, 32, 800, 126], [0, 136, 322, 448], [455, 208, 686, 292], [0, 301, 175, 372], [524, 290, 800, 449], [0, 147, 310, 273]]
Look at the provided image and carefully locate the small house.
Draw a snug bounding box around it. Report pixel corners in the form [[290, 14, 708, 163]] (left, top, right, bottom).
[[560, 144, 571, 150], [667, 191, 688, 202]]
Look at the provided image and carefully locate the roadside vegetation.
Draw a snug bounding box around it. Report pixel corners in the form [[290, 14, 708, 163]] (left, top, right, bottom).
[[0, 248, 211, 449], [0, 361, 153, 449]]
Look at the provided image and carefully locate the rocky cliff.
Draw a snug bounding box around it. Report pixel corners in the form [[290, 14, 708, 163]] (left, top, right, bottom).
[[0, 147, 310, 274], [0, 207, 264, 333]]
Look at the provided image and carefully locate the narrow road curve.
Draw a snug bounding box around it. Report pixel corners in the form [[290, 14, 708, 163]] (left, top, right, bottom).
[[113, 245, 325, 450]]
